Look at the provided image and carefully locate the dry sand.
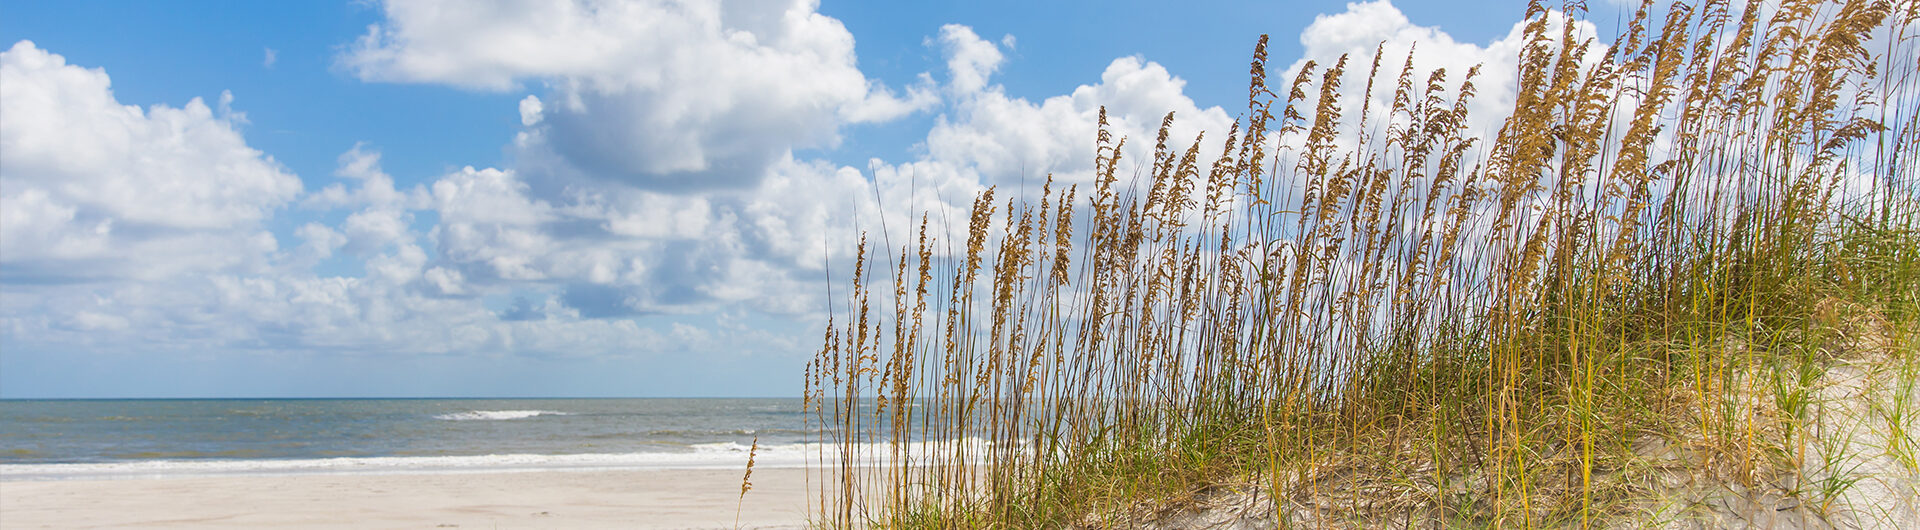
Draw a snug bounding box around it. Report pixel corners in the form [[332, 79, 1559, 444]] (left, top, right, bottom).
[[0, 468, 813, 529]]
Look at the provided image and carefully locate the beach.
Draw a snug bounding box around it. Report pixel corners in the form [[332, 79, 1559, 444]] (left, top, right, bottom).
[[0, 467, 812, 529]]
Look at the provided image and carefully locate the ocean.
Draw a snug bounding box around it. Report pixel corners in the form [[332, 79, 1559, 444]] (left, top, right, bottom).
[[0, 398, 821, 480]]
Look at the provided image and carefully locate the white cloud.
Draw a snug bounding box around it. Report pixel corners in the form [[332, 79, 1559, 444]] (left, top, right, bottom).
[[517, 95, 543, 126], [0, 35, 882, 365], [341, 0, 934, 190], [6, 3, 1604, 380], [908, 25, 1236, 194], [400, 19, 1243, 323], [1284, 0, 1549, 145], [293, 223, 347, 264], [263, 47, 277, 68], [308, 145, 425, 211], [429, 166, 557, 281], [431, 165, 552, 226], [938, 24, 1003, 95], [330, 5, 1223, 324], [305, 146, 426, 257], [0, 40, 302, 281], [1, 143, 792, 361], [418, 158, 872, 315]]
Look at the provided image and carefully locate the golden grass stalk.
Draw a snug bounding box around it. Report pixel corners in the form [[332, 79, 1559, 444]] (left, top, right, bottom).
[[801, 1, 1920, 527]]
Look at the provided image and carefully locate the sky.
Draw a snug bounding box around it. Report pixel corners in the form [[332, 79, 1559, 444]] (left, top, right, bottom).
[[0, 0, 1640, 398]]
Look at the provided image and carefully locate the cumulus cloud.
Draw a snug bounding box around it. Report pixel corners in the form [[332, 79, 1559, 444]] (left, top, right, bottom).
[[327, 2, 1246, 328], [352, 12, 1246, 323], [341, 0, 936, 191], [1, 143, 788, 361], [0, 40, 302, 282], [860, 25, 1238, 206], [926, 55, 1234, 190], [0, 39, 788, 362], [417, 157, 879, 317], [482, 23, 1242, 316], [1281, 0, 1562, 143], [5, 1, 1576, 382], [938, 24, 1003, 95], [517, 95, 543, 126]]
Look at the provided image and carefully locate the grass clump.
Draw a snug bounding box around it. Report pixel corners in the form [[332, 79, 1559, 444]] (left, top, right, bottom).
[[801, 0, 1920, 527]]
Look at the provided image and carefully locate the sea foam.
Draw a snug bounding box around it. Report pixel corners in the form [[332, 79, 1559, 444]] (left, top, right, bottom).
[[1, 448, 799, 481], [0, 438, 995, 481], [431, 410, 570, 421]]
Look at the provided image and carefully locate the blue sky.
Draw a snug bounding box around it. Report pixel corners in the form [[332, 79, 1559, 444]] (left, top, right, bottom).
[[0, 1, 1614, 398]]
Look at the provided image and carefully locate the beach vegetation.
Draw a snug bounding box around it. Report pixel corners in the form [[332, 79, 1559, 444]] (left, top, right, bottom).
[[799, 0, 1920, 527]]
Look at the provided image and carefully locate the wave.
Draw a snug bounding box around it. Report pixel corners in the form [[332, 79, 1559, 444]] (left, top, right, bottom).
[[580, 428, 821, 440], [0, 438, 999, 481], [0, 450, 798, 481], [432, 410, 571, 421]]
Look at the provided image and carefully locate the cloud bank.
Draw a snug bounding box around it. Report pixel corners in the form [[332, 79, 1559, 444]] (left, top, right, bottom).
[[1, 0, 1550, 393]]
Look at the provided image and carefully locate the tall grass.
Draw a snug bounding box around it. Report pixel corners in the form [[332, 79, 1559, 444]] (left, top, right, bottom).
[[803, 0, 1920, 527]]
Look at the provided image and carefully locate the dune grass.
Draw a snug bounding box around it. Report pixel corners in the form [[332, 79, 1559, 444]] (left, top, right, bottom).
[[800, 0, 1920, 527]]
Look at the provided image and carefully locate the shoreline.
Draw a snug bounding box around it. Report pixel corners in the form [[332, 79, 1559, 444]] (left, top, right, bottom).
[[0, 449, 808, 482], [0, 467, 814, 529]]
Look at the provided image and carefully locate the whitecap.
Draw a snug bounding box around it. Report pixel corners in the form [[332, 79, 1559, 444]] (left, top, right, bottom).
[[432, 410, 570, 421]]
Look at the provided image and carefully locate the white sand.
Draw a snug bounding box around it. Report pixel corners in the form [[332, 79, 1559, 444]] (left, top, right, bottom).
[[0, 468, 814, 529]]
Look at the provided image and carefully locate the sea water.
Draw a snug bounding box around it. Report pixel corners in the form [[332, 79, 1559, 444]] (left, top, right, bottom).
[[0, 398, 823, 480]]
